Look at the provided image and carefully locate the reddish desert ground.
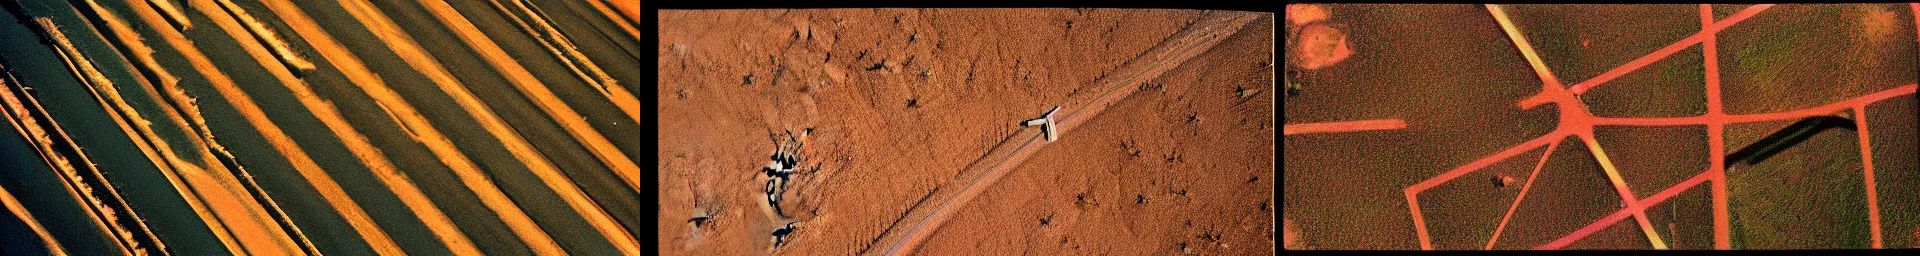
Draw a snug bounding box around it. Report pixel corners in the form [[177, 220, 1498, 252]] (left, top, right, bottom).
[[658, 8, 1275, 255]]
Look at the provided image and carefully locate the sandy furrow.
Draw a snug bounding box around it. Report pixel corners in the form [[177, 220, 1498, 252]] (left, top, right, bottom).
[[189, 0, 576, 254], [605, 0, 634, 23], [39, 16, 261, 255], [410, 0, 644, 220], [123, 0, 478, 254], [0, 177, 68, 255], [145, 0, 190, 30], [489, 0, 640, 124], [80, 0, 209, 157], [81, 1, 350, 254], [252, 0, 594, 254], [209, 0, 312, 74], [201, 155, 328, 256], [582, 0, 639, 42], [53, 6, 326, 253], [70, 31, 302, 256], [6, 60, 157, 255], [84, 0, 407, 252], [0, 71, 122, 256], [517, 0, 638, 123], [331, 0, 638, 253], [168, 161, 298, 256]]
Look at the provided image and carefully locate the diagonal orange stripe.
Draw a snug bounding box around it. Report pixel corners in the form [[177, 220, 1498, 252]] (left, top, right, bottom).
[[1577, 135, 1668, 249], [1283, 119, 1407, 135]]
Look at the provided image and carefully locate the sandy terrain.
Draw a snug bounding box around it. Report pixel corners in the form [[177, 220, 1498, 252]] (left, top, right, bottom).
[[658, 8, 1274, 255]]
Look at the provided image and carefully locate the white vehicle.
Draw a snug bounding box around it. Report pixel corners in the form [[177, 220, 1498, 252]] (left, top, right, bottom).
[[1023, 106, 1061, 142]]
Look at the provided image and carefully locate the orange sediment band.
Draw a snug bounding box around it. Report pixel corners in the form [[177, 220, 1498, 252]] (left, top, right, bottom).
[[267, 0, 621, 254], [586, 0, 641, 41], [87, 0, 348, 253], [412, 0, 643, 199], [81, 0, 203, 154], [63, 2, 324, 253], [488, 0, 640, 124], [125, 0, 475, 254], [38, 16, 259, 255], [0, 181, 68, 255], [211, 0, 314, 73], [186, 0, 529, 254], [1282, 119, 1407, 135], [605, 0, 637, 25], [1, 72, 116, 256], [407, 2, 641, 252], [146, 0, 190, 30], [171, 160, 299, 256]]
